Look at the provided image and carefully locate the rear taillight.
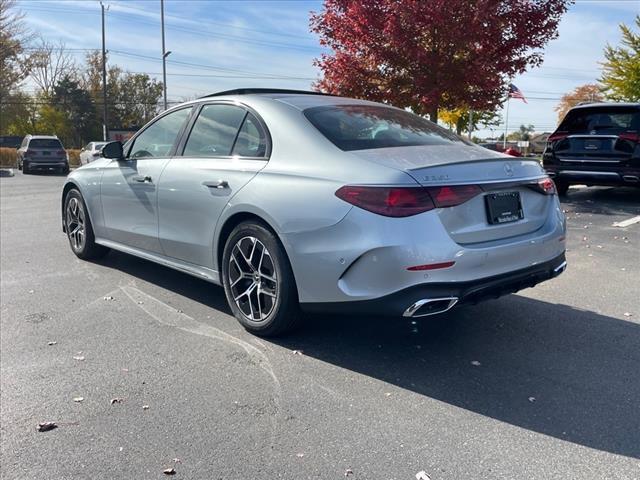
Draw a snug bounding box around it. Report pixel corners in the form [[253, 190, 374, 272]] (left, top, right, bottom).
[[429, 185, 482, 207], [335, 186, 434, 217], [529, 177, 557, 195], [618, 132, 639, 143], [335, 185, 482, 217], [548, 131, 569, 143]]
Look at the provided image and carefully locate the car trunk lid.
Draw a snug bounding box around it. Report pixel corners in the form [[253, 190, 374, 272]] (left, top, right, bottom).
[[350, 146, 551, 244]]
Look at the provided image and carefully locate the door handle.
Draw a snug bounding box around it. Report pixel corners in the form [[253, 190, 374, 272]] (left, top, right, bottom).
[[202, 180, 229, 189], [133, 175, 152, 183]]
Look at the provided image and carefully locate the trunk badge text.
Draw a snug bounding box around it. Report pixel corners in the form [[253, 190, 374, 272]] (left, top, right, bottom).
[[423, 174, 450, 182]]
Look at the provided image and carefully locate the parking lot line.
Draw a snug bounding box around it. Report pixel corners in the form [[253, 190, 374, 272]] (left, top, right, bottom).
[[612, 216, 640, 228]]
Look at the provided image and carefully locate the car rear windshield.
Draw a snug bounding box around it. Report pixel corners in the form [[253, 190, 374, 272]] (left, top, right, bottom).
[[304, 105, 461, 151], [29, 139, 64, 149], [558, 106, 640, 135]]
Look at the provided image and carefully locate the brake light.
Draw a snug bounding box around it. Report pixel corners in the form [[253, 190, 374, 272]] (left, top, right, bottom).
[[548, 131, 568, 143], [429, 185, 482, 207], [529, 177, 557, 195], [335, 186, 434, 217], [335, 185, 482, 217], [618, 132, 639, 143]]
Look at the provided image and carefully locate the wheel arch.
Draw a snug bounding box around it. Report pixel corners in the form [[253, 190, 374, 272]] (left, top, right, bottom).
[[61, 180, 95, 233], [215, 211, 289, 280]]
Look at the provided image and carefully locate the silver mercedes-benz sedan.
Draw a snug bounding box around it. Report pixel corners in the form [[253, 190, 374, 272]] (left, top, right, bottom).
[[61, 89, 566, 336]]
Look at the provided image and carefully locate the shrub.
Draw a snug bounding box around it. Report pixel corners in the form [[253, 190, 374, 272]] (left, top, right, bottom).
[[0, 148, 17, 168]]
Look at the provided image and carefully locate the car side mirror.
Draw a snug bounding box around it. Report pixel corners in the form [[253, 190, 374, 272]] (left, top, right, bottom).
[[102, 141, 125, 160]]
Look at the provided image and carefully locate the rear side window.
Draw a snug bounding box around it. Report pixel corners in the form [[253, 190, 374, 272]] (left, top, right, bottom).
[[29, 139, 63, 149], [232, 112, 267, 157], [304, 105, 462, 151], [559, 106, 640, 135], [183, 104, 247, 157]]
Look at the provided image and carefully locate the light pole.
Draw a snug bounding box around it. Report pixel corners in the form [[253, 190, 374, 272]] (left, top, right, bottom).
[[100, 1, 108, 141], [161, 0, 169, 110]]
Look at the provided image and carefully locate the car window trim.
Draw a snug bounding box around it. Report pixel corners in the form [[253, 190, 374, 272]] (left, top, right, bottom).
[[123, 105, 196, 159], [176, 100, 272, 160]]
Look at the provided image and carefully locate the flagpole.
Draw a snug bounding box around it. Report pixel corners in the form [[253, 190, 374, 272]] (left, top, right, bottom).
[[503, 95, 510, 150]]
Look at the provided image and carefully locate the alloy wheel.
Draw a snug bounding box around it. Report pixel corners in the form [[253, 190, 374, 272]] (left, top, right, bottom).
[[66, 197, 85, 251], [228, 236, 278, 322]]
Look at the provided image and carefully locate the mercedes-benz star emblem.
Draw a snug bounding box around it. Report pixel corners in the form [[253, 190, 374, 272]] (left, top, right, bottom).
[[504, 163, 514, 177]]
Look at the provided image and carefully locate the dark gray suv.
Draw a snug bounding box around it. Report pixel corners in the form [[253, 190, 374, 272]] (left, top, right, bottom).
[[17, 135, 69, 174]]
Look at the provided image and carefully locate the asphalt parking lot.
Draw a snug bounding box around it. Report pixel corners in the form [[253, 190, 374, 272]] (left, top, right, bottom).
[[1, 171, 639, 480]]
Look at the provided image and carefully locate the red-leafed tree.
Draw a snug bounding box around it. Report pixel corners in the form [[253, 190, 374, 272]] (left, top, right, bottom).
[[311, 0, 571, 122]]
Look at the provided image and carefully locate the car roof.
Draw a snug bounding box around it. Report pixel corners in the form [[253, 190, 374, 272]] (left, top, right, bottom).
[[181, 89, 388, 111], [28, 135, 59, 139], [570, 102, 640, 110]]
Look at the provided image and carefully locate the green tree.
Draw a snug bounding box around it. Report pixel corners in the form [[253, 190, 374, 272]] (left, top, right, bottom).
[[507, 124, 535, 141], [600, 15, 640, 102], [113, 73, 164, 128], [51, 75, 101, 146]]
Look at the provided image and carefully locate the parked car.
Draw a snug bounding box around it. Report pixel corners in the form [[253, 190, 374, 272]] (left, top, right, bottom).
[[543, 102, 640, 195], [61, 89, 566, 336], [17, 135, 69, 174], [79, 142, 107, 165], [0, 135, 24, 149]]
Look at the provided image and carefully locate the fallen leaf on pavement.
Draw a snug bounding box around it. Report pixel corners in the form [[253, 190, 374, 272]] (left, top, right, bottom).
[[173, 458, 181, 464], [471, 360, 481, 366], [163, 467, 176, 475], [142, 405, 149, 410], [47, 341, 57, 346], [528, 397, 536, 403], [72, 356, 85, 361], [103, 296, 114, 301], [416, 471, 431, 480], [37, 422, 57, 432], [110, 398, 123, 405], [624, 312, 633, 317], [73, 397, 84, 403], [296, 453, 305, 458], [292, 350, 303, 355], [344, 468, 354, 476]]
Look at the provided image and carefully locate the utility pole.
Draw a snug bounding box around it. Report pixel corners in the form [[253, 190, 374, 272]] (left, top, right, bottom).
[[161, 0, 169, 111], [100, 1, 108, 141]]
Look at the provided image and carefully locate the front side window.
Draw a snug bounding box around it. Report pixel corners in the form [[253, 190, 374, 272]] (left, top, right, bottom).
[[304, 104, 463, 151], [183, 104, 247, 157], [128, 107, 192, 159]]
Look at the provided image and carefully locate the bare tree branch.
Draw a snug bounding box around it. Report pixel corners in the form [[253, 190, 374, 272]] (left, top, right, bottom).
[[29, 37, 78, 95]]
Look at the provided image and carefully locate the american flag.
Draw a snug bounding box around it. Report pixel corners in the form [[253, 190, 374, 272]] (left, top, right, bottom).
[[509, 84, 528, 103]]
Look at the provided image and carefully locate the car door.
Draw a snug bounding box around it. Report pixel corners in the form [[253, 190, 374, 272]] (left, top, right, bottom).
[[157, 103, 269, 268], [100, 106, 193, 253]]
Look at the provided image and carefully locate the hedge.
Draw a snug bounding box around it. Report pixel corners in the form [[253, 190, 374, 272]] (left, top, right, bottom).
[[0, 147, 82, 168]]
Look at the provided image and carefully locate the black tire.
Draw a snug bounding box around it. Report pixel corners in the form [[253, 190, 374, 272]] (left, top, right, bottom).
[[64, 188, 109, 260], [221, 221, 301, 337], [555, 180, 569, 196]]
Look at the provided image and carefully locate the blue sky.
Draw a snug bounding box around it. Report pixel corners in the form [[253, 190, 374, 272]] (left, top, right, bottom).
[[17, 0, 640, 136]]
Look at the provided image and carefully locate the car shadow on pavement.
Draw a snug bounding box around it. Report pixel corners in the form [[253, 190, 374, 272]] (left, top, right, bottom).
[[276, 296, 640, 460], [561, 186, 640, 217], [94, 251, 640, 459]]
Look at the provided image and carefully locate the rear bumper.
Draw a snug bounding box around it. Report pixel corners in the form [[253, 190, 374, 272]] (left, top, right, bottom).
[[302, 252, 566, 316], [544, 165, 640, 186], [25, 160, 68, 170]]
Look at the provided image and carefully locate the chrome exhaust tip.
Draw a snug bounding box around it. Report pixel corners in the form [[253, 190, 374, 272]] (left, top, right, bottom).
[[553, 260, 567, 275], [403, 297, 459, 318]]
